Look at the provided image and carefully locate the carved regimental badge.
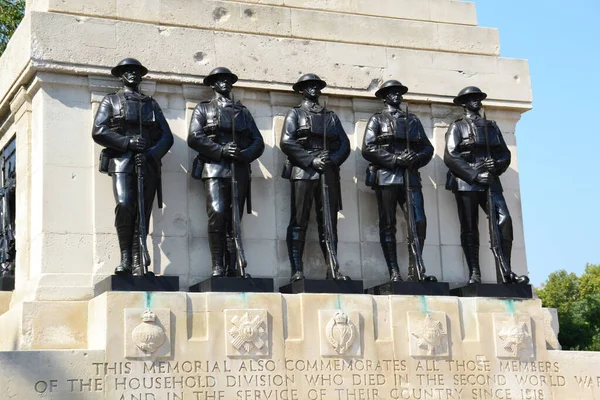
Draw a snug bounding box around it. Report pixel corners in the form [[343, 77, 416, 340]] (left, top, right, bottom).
[[132, 309, 166, 354], [326, 312, 356, 355], [125, 308, 171, 358], [494, 313, 533, 358], [225, 309, 269, 358], [408, 311, 449, 357], [319, 310, 361, 357]]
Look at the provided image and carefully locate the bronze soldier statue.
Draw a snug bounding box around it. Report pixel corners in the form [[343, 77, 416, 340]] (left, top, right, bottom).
[[188, 67, 264, 278], [362, 80, 437, 282], [444, 86, 528, 285], [92, 58, 174, 276], [0, 150, 16, 278], [280, 73, 351, 282]]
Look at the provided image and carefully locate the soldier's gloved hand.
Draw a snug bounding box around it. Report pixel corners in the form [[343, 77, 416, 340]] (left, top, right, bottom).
[[134, 153, 146, 167], [311, 154, 330, 172], [222, 142, 241, 160], [395, 150, 416, 167], [483, 157, 496, 172], [320, 150, 332, 165], [128, 137, 148, 152], [406, 150, 419, 164], [204, 122, 218, 132], [475, 171, 492, 185]]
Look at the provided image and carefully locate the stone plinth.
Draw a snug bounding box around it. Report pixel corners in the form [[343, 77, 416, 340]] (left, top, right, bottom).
[[2, 292, 599, 399], [189, 277, 274, 293]]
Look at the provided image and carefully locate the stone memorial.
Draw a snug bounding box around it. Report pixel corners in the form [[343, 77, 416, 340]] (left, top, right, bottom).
[[0, 0, 599, 399]]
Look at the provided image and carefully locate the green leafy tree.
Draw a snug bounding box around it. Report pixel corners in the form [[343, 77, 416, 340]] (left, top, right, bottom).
[[579, 264, 600, 298], [0, 0, 25, 56], [536, 265, 600, 351]]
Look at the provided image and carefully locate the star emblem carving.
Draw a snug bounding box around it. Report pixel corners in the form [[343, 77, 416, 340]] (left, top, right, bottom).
[[229, 312, 267, 353], [411, 314, 446, 355], [498, 314, 530, 357]]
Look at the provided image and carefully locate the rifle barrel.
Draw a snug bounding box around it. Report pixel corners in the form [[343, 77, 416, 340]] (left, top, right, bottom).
[[230, 93, 248, 277], [403, 103, 425, 281], [483, 111, 509, 283]]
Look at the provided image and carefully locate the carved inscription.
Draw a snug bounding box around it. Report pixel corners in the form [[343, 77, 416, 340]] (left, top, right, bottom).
[[28, 358, 588, 399]]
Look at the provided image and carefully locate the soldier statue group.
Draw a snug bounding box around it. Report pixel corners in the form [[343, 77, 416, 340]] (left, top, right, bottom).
[[86, 58, 529, 288]]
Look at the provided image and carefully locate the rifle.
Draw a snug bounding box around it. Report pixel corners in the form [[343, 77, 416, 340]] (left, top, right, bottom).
[[136, 99, 151, 275], [230, 94, 248, 278], [403, 105, 426, 281], [320, 102, 341, 279], [483, 111, 510, 283]]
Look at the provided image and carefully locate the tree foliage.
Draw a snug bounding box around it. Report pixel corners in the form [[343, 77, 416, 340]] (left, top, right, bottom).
[[536, 264, 600, 351], [0, 0, 25, 56]]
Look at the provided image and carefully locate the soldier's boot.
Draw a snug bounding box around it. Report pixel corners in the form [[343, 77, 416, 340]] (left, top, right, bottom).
[[131, 237, 144, 276], [287, 228, 305, 282], [114, 225, 134, 275], [407, 238, 438, 282], [462, 241, 481, 284], [320, 237, 349, 281], [115, 250, 133, 276], [501, 240, 529, 284], [381, 241, 402, 282], [208, 232, 226, 277], [288, 240, 306, 282], [225, 236, 238, 278]]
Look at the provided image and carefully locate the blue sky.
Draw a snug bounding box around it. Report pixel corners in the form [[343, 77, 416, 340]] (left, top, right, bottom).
[[473, 0, 600, 285]]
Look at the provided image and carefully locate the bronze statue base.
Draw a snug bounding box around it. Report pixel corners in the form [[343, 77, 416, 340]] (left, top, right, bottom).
[[95, 275, 179, 295], [280, 279, 363, 294], [451, 283, 533, 299], [366, 281, 450, 296], [189, 277, 274, 293], [0, 276, 14, 291]]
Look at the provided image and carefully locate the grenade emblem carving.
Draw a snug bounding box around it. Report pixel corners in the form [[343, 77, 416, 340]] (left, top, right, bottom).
[[326, 311, 356, 355], [132, 309, 166, 354]]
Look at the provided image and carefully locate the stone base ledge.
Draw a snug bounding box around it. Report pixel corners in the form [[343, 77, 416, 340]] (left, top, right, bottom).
[[0, 292, 595, 400]]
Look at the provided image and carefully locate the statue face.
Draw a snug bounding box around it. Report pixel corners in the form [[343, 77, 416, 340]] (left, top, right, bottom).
[[464, 95, 483, 112], [384, 89, 403, 107], [301, 83, 321, 101], [121, 68, 142, 88], [212, 76, 233, 97]]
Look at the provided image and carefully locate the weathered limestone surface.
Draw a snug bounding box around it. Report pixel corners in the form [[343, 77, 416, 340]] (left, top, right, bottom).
[[0, 292, 11, 315], [1, 293, 600, 399]]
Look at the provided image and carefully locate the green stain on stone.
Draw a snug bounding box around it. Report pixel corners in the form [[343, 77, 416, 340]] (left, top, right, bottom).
[[504, 299, 516, 314], [419, 296, 429, 315], [336, 295, 342, 310], [144, 292, 152, 309]]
